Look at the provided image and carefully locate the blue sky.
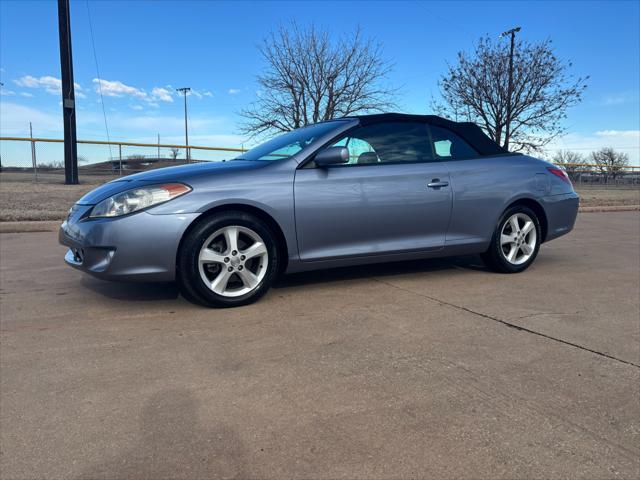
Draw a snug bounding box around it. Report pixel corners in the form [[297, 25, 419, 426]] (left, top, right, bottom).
[[1, 0, 639, 163]]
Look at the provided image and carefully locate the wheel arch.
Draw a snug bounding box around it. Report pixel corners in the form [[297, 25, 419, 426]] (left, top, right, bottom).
[[504, 197, 548, 242], [176, 203, 290, 275]]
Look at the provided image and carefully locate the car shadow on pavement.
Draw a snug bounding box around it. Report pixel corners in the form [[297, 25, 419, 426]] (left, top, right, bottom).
[[77, 388, 248, 479], [80, 277, 181, 302], [274, 254, 487, 289], [77, 255, 487, 302]]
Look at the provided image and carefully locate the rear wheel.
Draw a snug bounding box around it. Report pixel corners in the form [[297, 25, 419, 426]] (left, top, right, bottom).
[[482, 205, 541, 273], [177, 212, 279, 307]]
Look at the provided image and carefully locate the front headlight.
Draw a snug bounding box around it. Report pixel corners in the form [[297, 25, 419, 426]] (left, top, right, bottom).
[[90, 183, 191, 218]]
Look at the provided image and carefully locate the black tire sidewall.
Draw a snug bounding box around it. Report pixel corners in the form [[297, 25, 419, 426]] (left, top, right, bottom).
[[177, 212, 279, 307], [488, 205, 541, 273]]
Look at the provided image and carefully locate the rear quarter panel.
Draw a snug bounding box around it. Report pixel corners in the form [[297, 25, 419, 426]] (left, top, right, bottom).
[[446, 155, 551, 248]]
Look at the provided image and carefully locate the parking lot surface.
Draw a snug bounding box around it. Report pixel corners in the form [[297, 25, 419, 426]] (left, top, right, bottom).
[[1, 212, 639, 479]]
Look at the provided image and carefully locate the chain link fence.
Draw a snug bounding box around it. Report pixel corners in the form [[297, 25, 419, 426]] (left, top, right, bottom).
[[0, 137, 245, 185], [1, 136, 639, 187]]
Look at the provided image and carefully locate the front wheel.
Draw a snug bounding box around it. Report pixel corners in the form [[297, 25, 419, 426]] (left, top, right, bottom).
[[177, 212, 279, 307], [481, 205, 541, 273]]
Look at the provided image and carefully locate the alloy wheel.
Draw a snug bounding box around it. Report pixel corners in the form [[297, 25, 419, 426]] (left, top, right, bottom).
[[198, 225, 269, 297], [500, 213, 537, 265]]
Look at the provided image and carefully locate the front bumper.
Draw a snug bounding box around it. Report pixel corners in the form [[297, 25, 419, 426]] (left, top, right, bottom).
[[59, 206, 200, 282]]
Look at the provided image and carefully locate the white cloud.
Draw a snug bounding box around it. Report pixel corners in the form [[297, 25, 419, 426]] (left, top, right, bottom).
[[595, 130, 640, 138], [19, 92, 34, 97], [130, 104, 144, 110], [185, 89, 214, 99], [228, 88, 241, 95], [151, 87, 173, 102], [13, 75, 83, 96], [93, 79, 178, 104], [93, 78, 146, 99], [1, 89, 16, 96]]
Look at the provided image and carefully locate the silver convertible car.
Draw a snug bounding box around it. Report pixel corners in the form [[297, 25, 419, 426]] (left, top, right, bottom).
[[60, 114, 579, 307]]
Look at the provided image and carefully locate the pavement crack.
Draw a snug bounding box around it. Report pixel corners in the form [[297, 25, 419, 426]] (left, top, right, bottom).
[[517, 311, 581, 319], [373, 278, 640, 369]]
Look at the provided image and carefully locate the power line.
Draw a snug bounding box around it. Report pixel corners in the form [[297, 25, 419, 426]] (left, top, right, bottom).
[[85, 0, 113, 160]]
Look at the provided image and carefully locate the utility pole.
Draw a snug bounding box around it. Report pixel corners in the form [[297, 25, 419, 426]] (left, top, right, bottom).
[[57, 0, 79, 184], [0, 82, 3, 169], [176, 87, 191, 162], [499, 26, 520, 152]]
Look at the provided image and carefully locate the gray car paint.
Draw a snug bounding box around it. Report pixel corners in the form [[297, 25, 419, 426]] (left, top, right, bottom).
[[59, 118, 579, 281]]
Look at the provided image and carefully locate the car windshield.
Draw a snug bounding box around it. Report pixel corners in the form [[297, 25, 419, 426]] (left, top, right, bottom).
[[236, 121, 348, 161]]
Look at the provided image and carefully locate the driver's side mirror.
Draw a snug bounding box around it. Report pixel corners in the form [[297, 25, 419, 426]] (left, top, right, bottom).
[[314, 146, 349, 167]]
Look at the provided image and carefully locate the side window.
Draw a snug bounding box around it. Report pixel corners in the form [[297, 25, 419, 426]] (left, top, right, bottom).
[[329, 122, 433, 165], [428, 125, 478, 159]]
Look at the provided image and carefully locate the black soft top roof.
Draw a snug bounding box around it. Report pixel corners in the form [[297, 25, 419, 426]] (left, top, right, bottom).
[[347, 113, 508, 156]]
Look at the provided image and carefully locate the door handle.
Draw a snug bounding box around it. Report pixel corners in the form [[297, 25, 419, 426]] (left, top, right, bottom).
[[427, 179, 449, 189]]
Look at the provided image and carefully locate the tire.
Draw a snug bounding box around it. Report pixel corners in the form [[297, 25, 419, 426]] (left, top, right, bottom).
[[481, 205, 541, 273], [177, 211, 280, 307]]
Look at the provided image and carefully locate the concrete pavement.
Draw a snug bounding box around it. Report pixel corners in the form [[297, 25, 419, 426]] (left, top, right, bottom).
[[1, 212, 639, 479]]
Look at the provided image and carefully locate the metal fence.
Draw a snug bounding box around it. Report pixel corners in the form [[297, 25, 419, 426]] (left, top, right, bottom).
[[1, 136, 639, 187], [0, 136, 246, 184]]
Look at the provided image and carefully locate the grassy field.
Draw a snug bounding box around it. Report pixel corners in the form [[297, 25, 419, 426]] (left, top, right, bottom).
[[1, 171, 638, 222], [0, 172, 113, 222]]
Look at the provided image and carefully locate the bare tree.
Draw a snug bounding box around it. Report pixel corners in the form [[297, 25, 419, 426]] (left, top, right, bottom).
[[590, 147, 629, 182], [241, 23, 396, 137], [434, 36, 588, 152], [169, 148, 180, 161], [551, 150, 589, 181]]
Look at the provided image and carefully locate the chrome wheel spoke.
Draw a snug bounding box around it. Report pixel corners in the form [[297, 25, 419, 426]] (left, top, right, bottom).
[[522, 221, 534, 235], [210, 269, 232, 294], [199, 248, 226, 265], [241, 241, 267, 260], [509, 216, 520, 233], [501, 233, 516, 246], [236, 268, 259, 289], [224, 227, 239, 254], [506, 245, 518, 262], [520, 242, 533, 255]]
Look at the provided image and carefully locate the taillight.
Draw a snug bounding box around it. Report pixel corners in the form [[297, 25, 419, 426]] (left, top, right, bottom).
[[547, 167, 572, 185]]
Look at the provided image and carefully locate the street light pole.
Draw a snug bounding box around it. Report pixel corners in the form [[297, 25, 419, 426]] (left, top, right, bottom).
[[499, 26, 520, 152], [176, 87, 191, 162]]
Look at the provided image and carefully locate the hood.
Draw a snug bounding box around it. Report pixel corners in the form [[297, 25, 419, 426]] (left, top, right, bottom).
[[76, 160, 267, 205]]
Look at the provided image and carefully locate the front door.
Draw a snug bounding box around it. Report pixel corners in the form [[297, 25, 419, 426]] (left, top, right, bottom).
[[294, 121, 452, 261]]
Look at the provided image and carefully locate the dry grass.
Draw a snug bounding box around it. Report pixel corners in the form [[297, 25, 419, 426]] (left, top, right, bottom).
[[0, 172, 114, 222], [1, 171, 638, 222], [575, 186, 640, 207]]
